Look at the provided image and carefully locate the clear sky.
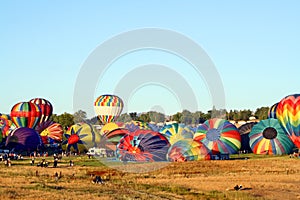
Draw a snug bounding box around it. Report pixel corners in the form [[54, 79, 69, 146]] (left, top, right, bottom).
[[1, 1, 299, 118]]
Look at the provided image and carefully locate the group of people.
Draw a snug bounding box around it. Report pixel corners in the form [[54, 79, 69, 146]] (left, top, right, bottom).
[[1, 154, 12, 167]]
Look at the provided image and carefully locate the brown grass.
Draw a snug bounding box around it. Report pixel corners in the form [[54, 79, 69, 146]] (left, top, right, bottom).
[[0, 155, 300, 200]]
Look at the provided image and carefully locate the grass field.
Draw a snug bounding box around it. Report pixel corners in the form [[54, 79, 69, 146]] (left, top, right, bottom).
[[0, 154, 300, 200]]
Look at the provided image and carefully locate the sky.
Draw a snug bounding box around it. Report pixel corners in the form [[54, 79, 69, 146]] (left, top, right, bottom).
[[1, 1, 300, 118]]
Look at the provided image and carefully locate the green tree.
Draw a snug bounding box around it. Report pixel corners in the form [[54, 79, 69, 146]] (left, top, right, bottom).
[[148, 111, 165, 123], [138, 113, 151, 123], [254, 107, 269, 120], [52, 112, 74, 130], [181, 110, 193, 125], [73, 110, 87, 123], [172, 112, 182, 123], [117, 113, 132, 123], [129, 112, 138, 121]]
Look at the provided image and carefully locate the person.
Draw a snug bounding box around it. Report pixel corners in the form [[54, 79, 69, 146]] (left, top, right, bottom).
[[93, 176, 103, 184], [69, 160, 74, 167], [31, 157, 35, 166], [53, 158, 58, 168]]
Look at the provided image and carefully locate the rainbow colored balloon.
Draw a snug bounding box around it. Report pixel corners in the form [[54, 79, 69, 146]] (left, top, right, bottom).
[[10, 102, 41, 129], [116, 130, 170, 162], [94, 94, 123, 124], [0, 114, 14, 138], [167, 139, 210, 162], [249, 119, 294, 155], [62, 123, 101, 152], [30, 98, 53, 125], [194, 118, 241, 154], [124, 120, 151, 132], [159, 123, 194, 145], [276, 94, 300, 147], [268, 103, 278, 119]]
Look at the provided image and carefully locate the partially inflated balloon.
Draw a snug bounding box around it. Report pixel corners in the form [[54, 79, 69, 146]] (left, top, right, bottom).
[[5, 127, 42, 151], [94, 95, 123, 124], [276, 94, 300, 147], [116, 130, 170, 162], [167, 139, 210, 162], [0, 114, 13, 138], [194, 118, 241, 154], [40, 123, 64, 144], [159, 123, 194, 145], [249, 119, 294, 155], [62, 123, 100, 152], [268, 103, 278, 119], [124, 121, 151, 132], [238, 122, 257, 153], [29, 98, 53, 124], [10, 102, 41, 129]]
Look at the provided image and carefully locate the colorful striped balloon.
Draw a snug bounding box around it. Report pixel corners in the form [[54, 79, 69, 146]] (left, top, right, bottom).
[[194, 118, 241, 154], [116, 130, 170, 162], [29, 98, 53, 124], [94, 94, 124, 124], [159, 123, 194, 145], [167, 139, 211, 162], [249, 119, 294, 155], [124, 120, 151, 132], [0, 114, 14, 138], [10, 102, 41, 129], [276, 94, 300, 147], [268, 103, 278, 119]]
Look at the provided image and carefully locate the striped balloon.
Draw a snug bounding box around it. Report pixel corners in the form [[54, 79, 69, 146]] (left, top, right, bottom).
[[167, 139, 211, 162], [10, 102, 41, 129], [0, 114, 13, 137], [276, 94, 300, 147], [159, 123, 194, 145], [124, 120, 151, 132], [94, 94, 124, 124], [29, 98, 53, 124], [249, 119, 294, 155], [194, 118, 241, 154], [268, 103, 278, 119]]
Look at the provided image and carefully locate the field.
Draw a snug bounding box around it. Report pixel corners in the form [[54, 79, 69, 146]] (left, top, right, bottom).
[[1, 154, 300, 200]]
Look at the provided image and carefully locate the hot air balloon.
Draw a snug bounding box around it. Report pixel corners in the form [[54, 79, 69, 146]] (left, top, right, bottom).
[[159, 123, 194, 145], [29, 98, 53, 124], [5, 127, 42, 152], [100, 128, 130, 151], [116, 130, 170, 162], [0, 114, 14, 138], [100, 122, 123, 136], [238, 122, 257, 153], [62, 123, 101, 152], [194, 118, 241, 154], [276, 94, 300, 147], [10, 102, 41, 129], [124, 120, 151, 132], [268, 103, 278, 119], [94, 95, 124, 124], [249, 119, 294, 155], [167, 139, 210, 162], [40, 123, 64, 145]]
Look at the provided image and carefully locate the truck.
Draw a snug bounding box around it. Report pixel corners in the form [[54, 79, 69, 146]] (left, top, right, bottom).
[[86, 147, 107, 157]]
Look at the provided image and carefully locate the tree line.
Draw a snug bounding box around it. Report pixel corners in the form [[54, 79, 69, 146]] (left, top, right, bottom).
[[50, 107, 270, 129]]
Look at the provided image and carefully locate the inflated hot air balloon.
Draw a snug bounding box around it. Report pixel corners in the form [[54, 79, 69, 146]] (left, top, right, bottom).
[[238, 122, 257, 153], [167, 139, 210, 162], [124, 120, 151, 132], [94, 95, 123, 124], [159, 123, 194, 145], [30, 98, 53, 124], [100, 122, 124, 136], [100, 128, 130, 151], [0, 114, 14, 138], [5, 127, 42, 151], [268, 103, 278, 119], [249, 119, 294, 155], [276, 94, 300, 147], [116, 130, 170, 162], [62, 123, 100, 152], [10, 102, 41, 129], [40, 123, 64, 145], [194, 118, 241, 154]]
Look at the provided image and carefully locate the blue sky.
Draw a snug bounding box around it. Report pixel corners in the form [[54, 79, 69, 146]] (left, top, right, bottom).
[[1, 1, 299, 118]]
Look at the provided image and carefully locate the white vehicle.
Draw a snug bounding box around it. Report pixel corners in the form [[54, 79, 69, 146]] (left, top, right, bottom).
[[87, 147, 107, 157]]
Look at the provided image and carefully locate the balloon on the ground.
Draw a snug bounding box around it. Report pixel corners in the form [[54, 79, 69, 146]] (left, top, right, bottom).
[[249, 119, 294, 155], [124, 121, 151, 132], [268, 103, 278, 119], [62, 123, 100, 152], [39, 123, 64, 144], [0, 114, 14, 138], [94, 94, 124, 124], [159, 123, 194, 145], [100, 122, 123, 136], [238, 122, 257, 153], [194, 118, 241, 154], [10, 102, 41, 129], [116, 130, 170, 162], [29, 98, 53, 125], [276, 94, 300, 147], [167, 139, 210, 162], [5, 127, 42, 151]]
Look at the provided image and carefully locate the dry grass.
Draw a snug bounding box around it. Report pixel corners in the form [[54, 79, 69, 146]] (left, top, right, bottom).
[[0, 155, 300, 200]]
